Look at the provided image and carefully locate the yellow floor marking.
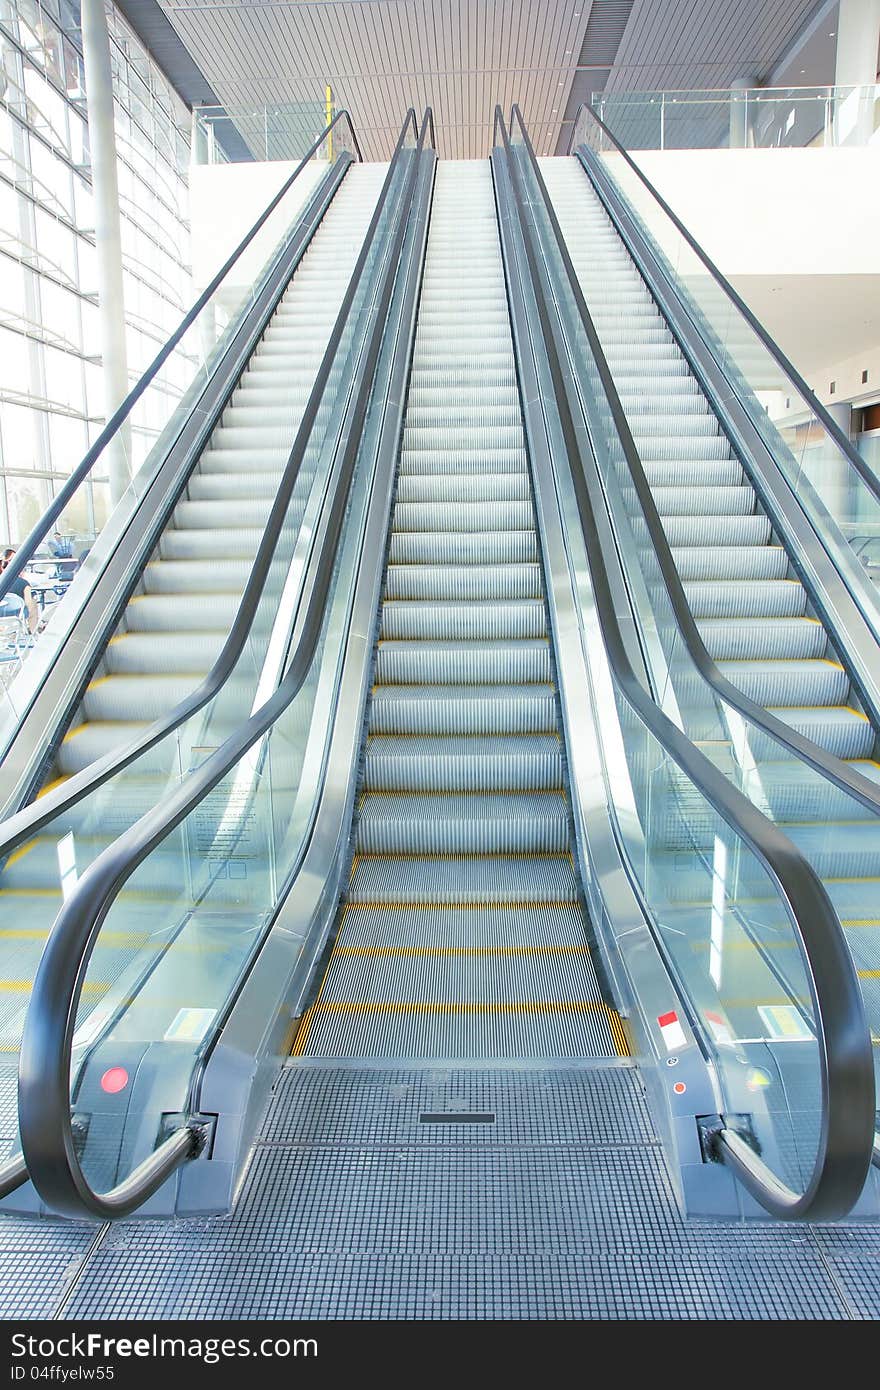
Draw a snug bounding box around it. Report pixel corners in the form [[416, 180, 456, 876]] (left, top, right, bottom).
[[858, 970, 880, 980], [335, 944, 588, 958], [308, 1000, 619, 1016], [36, 777, 68, 798], [5, 839, 37, 869], [0, 979, 107, 995]]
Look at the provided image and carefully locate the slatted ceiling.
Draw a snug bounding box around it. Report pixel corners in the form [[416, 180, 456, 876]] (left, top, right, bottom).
[[606, 0, 819, 92], [159, 0, 592, 158], [158, 0, 824, 158]]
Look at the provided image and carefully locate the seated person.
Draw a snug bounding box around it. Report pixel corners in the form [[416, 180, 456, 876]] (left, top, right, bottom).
[[0, 549, 39, 635], [47, 530, 75, 578]]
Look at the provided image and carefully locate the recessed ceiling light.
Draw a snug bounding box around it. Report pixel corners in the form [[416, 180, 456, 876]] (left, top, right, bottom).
[[829, 30, 835, 36], [800, 68, 805, 74]]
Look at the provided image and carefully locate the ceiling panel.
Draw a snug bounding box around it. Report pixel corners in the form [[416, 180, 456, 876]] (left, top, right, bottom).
[[156, 0, 830, 159]]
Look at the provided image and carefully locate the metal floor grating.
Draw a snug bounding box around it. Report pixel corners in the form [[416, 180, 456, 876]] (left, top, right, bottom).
[[2, 1064, 880, 1319]]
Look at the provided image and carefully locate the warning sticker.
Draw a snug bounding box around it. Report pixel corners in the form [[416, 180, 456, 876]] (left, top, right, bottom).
[[757, 1004, 813, 1041]]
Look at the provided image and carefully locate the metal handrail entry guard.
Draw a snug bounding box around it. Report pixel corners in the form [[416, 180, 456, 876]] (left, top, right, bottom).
[[14, 110, 430, 1220], [0, 109, 362, 606], [496, 105, 874, 1222]]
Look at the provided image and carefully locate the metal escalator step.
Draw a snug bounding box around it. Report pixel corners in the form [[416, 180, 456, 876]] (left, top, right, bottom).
[[401, 427, 525, 454], [716, 658, 848, 707], [403, 405, 522, 428], [158, 528, 264, 560], [356, 791, 569, 854], [387, 531, 538, 565], [633, 433, 729, 461], [380, 600, 546, 641], [662, 515, 771, 547], [406, 385, 518, 406], [104, 631, 222, 674], [124, 593, 240, 632], [671, 545, 786, 581], [187, 473, 283, 500], [684, 579, 806, 619], [384, 564, 542, 602], [339, 902, 587, 948], [395, 473, 530, 504], [369, 684, 557, 736], [617, 393, 708, 416], [348, 853, 578, 905], [399, 447, 527, 475], [81, 672, 213, 722], [785, 822, 880, 879], [392, 501, 534, 533], [757, 705, 874, 760], [698, 617, 825, 660], [363, 733, 563, 792], [643, 459, 743, 487], [142, 560, 252, 594], [375, 639, 551, 686], [173, 498, 273, 529], [747, 759, 880, 822], [649, 485, 752, 517]]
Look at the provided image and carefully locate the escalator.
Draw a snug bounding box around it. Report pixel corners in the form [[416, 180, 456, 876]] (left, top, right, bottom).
[[4, 112, 875, 1238], [532, 120, 880, 1125], [294, 159, 625, 1062], [58, 164, 385, 775], [0, 114, 398, 1196]]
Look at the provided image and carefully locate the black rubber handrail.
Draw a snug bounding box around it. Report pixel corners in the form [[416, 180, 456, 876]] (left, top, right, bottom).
[[16, 109, 434, 1221], [496, 105, 874, 1221], [566, 101, 880, 509], [507, 103, 880, 819], [0, 109, 361, 606], [0, 114, 409, 872]]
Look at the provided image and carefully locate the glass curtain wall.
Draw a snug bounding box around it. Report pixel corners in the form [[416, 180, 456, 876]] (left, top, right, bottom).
[[0, 0, 193, 547]]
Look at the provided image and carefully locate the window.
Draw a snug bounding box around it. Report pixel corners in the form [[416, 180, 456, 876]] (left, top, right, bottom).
[[0, 0, 193, 544]]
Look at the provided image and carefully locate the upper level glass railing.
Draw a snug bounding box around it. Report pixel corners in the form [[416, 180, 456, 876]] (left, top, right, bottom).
[[192, 103, 357, 164], [0, 111, 361, 689], [590, 84, 880, 151], [498, 104, 875, 1220], [569, 101, 880, 658]]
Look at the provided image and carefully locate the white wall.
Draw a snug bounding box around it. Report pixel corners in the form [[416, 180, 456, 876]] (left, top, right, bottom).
[[189, 158, 328, 300], [605, 146, 880, 410]]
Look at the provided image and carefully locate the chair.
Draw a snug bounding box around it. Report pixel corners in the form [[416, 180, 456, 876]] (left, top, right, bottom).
[[0, 613, 26, 687]]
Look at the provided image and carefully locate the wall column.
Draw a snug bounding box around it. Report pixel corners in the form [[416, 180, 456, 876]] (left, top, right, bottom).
[[834, 0, 880, 143], [81, 0, 131, 504]]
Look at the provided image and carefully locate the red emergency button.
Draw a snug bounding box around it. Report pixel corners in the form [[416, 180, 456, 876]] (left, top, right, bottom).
[[100, 1066, 129, 1094]]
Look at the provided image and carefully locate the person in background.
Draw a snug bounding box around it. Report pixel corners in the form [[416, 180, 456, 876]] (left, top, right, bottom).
[[0, 548, 40, 634], [48, 529, 74, 560]]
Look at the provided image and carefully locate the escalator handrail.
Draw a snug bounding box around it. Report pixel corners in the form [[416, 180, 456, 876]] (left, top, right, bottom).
[[497, 105, 874, 1222], [0, 117, 407, 868], [0, 109, 362, 606], [509, 102, 880, 818], [564, 101, 880, 508], [16, 110, 434, 1221]]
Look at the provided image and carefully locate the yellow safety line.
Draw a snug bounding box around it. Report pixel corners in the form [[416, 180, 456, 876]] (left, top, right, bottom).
[[36, 776, 68, 798], [335, 944, 588, 957], [0, 979, 107, 995], [306, 1000, 618, 1016], [5, 838, 36, 869], [858, 970, 880, 980]]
